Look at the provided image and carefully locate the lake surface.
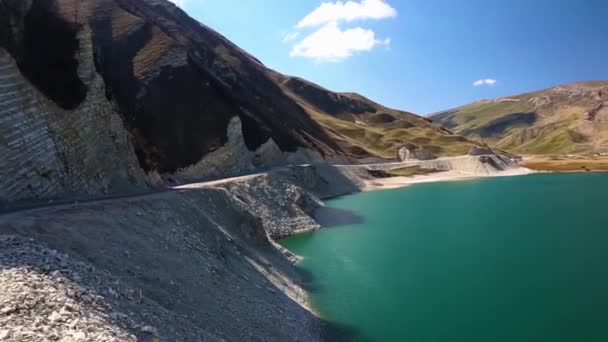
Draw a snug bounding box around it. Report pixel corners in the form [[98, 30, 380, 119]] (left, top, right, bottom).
[[280, 173, 608, 342]]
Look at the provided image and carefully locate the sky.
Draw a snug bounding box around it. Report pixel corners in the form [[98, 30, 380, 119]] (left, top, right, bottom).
[[170, 0, 608, 114]]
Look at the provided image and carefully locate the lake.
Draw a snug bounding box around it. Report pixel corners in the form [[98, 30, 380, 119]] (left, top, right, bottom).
[[280, 173, 608, 341]]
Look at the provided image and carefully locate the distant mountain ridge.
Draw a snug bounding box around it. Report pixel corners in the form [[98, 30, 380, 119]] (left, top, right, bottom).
[[430, 81, 608, 154], [275, 75, 478, 159]]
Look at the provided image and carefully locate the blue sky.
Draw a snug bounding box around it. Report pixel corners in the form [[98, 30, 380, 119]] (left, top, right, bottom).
[[172, 0, 608, 114]]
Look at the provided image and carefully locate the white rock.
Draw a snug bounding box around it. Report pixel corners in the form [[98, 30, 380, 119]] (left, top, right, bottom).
[[71, 331, 87, 341], [48, 311, 63, 323], [141, 325, 158, 335], [0, 305, 16, 315]]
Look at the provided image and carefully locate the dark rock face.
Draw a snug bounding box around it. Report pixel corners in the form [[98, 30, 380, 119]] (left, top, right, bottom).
[[468, 146, 495, 156], [92, 0, 344, 172], [479, 155, 505, 170], [0, 0, 344, 174], [411, 148, 436, 160], [283, 77, 376, 117], [20, 1, 87, 110], [0, 0, 476, 196], [1, 0, 87, 109]]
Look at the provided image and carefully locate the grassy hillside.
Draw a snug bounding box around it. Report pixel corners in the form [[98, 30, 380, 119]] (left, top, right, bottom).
[[430, 81, 608, 155], [274, 75, 480, 159]]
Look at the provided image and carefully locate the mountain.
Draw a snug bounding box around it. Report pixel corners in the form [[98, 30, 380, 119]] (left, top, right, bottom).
[[0, 0, 477, 204], [274, 75, 478, 159], [431, 81, 608, 155]]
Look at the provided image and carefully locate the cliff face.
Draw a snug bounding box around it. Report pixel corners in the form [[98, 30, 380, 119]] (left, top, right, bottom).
[[0, 0, 477, 205], [0, 0, 345, 204], [0, 22, 146, 205], [86, 0, 345, 172]]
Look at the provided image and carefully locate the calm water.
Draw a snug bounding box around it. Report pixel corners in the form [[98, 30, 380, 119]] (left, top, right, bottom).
[[280, 173, 608, 342]]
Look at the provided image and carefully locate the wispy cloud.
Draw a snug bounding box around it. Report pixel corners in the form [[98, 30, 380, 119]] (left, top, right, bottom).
[[296, 0, 397, 28], [288, 0, 396, 62], [290, 22, 390, 62], [473, 79, 498, 86], [283, 32, 300, 43]]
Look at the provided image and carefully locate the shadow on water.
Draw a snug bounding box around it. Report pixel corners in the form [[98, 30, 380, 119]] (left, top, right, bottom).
[[293, 264, 371, 341], [294, 265, 323, 294], [321, 319, 373, 342], [313, 207, 365, 228], [287, 206, 369, 340]]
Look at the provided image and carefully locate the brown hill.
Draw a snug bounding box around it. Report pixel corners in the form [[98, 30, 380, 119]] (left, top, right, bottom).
[[431, 81, 608, 155], [275, 75, 478, 159]]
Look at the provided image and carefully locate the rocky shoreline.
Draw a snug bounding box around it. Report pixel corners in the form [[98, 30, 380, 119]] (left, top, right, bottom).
[[0, 157, 529, 341], [0, 164, 360, 341]]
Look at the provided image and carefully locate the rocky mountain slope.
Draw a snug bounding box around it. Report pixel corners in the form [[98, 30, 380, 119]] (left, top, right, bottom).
[[0, 0, 478, 205], [431, 81, 608, 155], [274, 75, 479, 159]]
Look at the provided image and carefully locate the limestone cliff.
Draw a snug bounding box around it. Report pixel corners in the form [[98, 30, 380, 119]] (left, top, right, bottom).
[[0, 42, 146, 205]]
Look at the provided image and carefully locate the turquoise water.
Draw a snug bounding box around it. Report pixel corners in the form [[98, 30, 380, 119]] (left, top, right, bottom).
[[280, 173, 608, 341]]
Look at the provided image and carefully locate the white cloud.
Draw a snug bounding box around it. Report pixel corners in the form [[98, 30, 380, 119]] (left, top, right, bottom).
[[473, 79, 498, 86], [283, 32, 300, 43], [290, 22, 390, 62], [296, 0, 397, 28]]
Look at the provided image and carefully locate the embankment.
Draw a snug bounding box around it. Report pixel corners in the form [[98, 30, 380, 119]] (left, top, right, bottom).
[[0, 164, 360, 341]]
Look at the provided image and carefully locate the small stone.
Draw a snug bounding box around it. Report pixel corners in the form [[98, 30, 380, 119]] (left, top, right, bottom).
[[48, 311, 63, 322], [127, 288, 143, 303], [68, 319, 79, 329], [141, 325, 158, 335], [107, 288, 118, 298], [0, 330, 10, 339], [71, 331, 87, 341], [0, 305, 16, 315]]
